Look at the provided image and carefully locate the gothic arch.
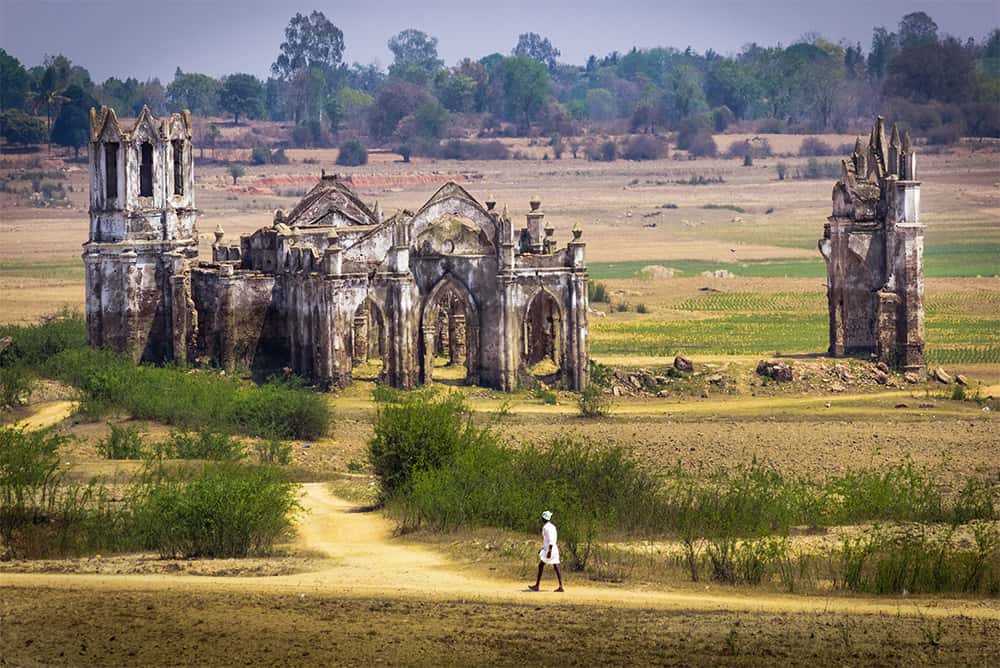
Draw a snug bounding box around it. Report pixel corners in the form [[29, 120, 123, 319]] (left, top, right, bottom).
[[420, 275, 480, 384], [523, 288, 564, 376], [351, 295, 389, 382]]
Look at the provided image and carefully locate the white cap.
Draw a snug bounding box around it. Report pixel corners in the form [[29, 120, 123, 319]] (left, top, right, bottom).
[[541, 510, 553, 521]]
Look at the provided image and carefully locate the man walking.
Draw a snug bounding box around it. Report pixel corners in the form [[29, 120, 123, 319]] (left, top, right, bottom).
[[528, 510, 563, 592]]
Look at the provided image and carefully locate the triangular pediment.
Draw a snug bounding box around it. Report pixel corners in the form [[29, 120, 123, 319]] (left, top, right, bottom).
[[92, 106, 123, 143], [130, 106, 160, 143], [284, 177, 378, 227]]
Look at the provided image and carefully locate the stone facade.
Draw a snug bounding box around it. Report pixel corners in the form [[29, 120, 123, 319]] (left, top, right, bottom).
[[83, 106, 589, 391], [819, 117, 925, 373]]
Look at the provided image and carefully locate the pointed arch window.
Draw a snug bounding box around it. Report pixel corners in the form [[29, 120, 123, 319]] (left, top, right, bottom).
[[172, 140, 184, 196], [139, 142, 154, 197], [104, 143, 118, 199]]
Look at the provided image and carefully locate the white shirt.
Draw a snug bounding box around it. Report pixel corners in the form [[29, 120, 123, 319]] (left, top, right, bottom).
[[540, 521, 560, 564]]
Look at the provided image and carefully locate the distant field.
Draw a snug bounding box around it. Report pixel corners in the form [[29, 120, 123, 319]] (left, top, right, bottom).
[[590, 289, 1000, 364], [590, 247, 999, 280]]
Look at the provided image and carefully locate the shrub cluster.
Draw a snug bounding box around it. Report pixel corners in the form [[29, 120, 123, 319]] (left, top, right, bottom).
[[336, 139, 368, 166], [798, 136, 835, 156], [0, 426, 300, 559], [132, 462, 300, 558], [437, 139, 511, 160], [621, 135, 668, 161], [47, 348, 329, 440]]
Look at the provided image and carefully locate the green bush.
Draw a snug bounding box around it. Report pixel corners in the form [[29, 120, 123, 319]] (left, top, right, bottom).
[[271, 148, 290, 165], [96, 424, 146, 460], [588, 281, 609, 303], [0, 313, 87, 368], [0, 427, 129, 558], [250, 146, 272, 165], [368, 390, 494, 499], [165, 430, 245, 460], [336, 139, 368, 166], [532, 387, 558, 405], [132, 462, 300, 558], [0, 365, 32, 408], [46, 348, 329, 440], [254, 438, 292, 465], [577, 384, 612, 418], [401, 438, 659, 569]]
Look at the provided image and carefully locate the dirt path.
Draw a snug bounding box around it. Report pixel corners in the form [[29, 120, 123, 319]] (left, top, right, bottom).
[[12, 399, 76, 430], [4, 482, 999, 621]]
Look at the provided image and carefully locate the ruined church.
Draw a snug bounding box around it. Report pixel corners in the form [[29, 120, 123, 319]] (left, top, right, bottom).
[[83, 106, 589, 391], [820, 117, 925, 373]]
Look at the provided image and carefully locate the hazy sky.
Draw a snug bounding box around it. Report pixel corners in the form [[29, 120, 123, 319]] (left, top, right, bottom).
[[2, 0, 997, 82]]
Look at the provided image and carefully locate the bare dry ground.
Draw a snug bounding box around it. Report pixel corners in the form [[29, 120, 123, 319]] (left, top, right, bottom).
[[4, 483, 1000, 666]]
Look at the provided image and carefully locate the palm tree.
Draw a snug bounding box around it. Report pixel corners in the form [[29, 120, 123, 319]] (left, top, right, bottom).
[[28, 67, 70, 152]]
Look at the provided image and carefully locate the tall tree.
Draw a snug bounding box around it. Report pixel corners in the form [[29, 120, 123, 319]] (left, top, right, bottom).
[[272, 11, 345, 80], [0, 49, 30, 111], [167, 71, 220, 115], [513, 33, 561, 71], [51, 83, 96, 158], [387, 29, 443, 83], [867, 27, 898, 81], [898, 11, 939, 50], [498, 56, 550, 132], [219, 74, 264, 124]]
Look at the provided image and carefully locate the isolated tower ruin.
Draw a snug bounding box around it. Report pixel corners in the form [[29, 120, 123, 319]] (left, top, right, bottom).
[[819, 116, 925, 373]]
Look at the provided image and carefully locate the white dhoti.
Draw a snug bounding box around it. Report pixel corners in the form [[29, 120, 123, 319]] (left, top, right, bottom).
[[540, 521, 560, 564]]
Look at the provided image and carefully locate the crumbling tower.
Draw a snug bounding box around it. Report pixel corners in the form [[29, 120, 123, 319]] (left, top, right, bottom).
[[819, 116, 925, 373], [82, 106, 198, 362]]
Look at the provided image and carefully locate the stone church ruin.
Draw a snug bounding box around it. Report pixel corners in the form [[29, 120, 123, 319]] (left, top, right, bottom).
[[819, 117, 925, 374], [83, 106, 589, 391]]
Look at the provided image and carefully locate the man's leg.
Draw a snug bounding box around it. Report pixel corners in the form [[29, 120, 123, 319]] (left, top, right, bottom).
[[553, 564, 563, 592], [529, 561, 544, 590]]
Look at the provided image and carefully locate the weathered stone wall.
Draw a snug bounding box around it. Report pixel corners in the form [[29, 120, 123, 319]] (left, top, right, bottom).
[[86, 119, 589, 390]]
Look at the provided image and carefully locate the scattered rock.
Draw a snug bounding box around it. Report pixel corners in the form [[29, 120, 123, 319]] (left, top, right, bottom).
[[824, 402, 831, 408], [674, 355, 693, 372], [701, 269, 735, 279], [829, 383, 846, 393], [918, 402, 936, 409], [707, 373, 724, 384], [0, 336, 12, 354], [639, 265, 676, 279], [956, 374, 969, 386], [933, 367, 952, 384], [874, 370, 888, 385], [756, 359, 793, 382], [895, 403, 909, 409], [612, 386, 623, 397], [904, 371, 921, 384], [876, 361, 890, 374]]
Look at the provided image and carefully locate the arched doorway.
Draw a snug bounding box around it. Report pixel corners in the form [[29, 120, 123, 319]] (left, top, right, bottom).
[[420, 278, 478, 385], [351, 297, 388, 382], [524, 290, 562, 380]]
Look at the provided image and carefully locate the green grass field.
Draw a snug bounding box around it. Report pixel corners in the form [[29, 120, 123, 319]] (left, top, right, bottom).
[[590, 290, 1000, 363], [0, 259, 84, 280]]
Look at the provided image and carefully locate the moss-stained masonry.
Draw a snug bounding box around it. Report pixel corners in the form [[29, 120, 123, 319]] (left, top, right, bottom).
[[819, 117, 925, 374], [83, 106, 588, 391]]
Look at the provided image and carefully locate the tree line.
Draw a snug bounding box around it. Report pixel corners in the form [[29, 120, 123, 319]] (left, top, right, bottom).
[[1, 10, 997, 156]]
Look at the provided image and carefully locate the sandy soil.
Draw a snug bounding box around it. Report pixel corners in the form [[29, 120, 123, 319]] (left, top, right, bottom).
[[3, 482, 1000, 665]]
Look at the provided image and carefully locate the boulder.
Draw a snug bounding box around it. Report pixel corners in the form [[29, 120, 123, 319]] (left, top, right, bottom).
[[874, 370, 889, 385], [756, 359, 793, 382], [674, 355, 694, 372], [876, 361, 890, 374], [904, 371, 921, 384], [956, 374, 969, 386], [933, 367, 952, 384]]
